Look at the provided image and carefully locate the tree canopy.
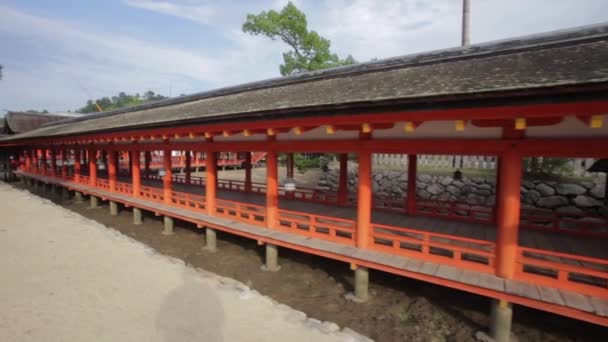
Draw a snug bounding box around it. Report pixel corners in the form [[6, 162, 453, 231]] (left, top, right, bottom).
[[242, 2, 356, 76], [78, 90, 167, 113]]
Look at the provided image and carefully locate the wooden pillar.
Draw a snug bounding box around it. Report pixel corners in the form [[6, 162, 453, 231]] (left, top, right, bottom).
[[61, 149, 68, 179], [50, 149, 57, 176], [206, 151, 217, 216], [286, 153, 294, 179], [338, 153, 349, 206], [34, 149, 40, 172], [131, 150, 141, 197], [74, 149, 81, 183], [163, 148, 172, 204], [407, 154, 418, 214], [89, 149, 97, 186], [185, 151, 191, 185], [356, 151, 372, 248], [266, 151, 279, 229], [25, 150, 31, 171], [41, 149, 47, 174], [495, 148, 522, 279], [108, 150, 117, 191], [144, 151, 151, 180], [245, 152, 252, 192]]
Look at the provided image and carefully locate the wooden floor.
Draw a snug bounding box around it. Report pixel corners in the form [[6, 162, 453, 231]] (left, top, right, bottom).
[[17, 171, 608, 323], [143, 178, 608, 260]]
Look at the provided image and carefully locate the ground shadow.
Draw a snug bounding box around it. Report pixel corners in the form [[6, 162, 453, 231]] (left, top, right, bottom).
[[155, 270, 225, 342]]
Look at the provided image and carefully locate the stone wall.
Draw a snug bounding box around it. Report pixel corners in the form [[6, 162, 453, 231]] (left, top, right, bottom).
[[315, 162, 607, 216]]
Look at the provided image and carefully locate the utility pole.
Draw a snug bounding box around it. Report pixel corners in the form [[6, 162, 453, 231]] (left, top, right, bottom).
[[462, 0, 470, 46]]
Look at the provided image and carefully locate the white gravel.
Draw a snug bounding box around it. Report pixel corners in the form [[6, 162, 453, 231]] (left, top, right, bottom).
[[0, 183, 370, 342]]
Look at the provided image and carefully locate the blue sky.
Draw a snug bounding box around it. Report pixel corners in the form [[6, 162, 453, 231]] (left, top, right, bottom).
[[1, 0, 607, 112]]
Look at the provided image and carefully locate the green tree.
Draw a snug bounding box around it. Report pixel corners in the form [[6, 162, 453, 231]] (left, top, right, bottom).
[[242, 2, 356, 76], [77, 91, 168, 113]]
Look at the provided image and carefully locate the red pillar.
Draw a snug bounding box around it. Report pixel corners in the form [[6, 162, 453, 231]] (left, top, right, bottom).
[[406, 154, 418, 214], [286, 153, 294, 179], [245, 152, 252, 192], [89, 149, 97, 187], [495, 148, 522, 279], [206, 151, 217, 216], [61, 149, 68, 179], [42, 149, 48, 174], [74, 149, 81, 183], [50, 149, 57, 177], [185, 151, 191, 185], [266, 151, 278, 229], [25, 150, 31, 171], [33, 149, 39, 172], [338, 153, 349, 206], [163, 148, 172, 204], [108, 150, 117, 191], [356, 151, 372, 248], [131, 150, 141, 197]]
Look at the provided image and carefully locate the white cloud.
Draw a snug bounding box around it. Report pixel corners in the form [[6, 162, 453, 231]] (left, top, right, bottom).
[[124, 0, 216, 25], [0, 5, 280, 111]]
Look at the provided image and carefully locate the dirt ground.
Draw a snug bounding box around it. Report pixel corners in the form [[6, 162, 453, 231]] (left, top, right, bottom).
[[16, 180, 608, 342]]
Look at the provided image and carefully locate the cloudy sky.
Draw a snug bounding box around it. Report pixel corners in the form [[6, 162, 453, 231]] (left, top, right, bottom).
[[1, 0, 607, 112]]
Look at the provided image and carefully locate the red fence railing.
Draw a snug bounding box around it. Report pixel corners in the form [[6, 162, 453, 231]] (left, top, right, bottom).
[[276, 209, 356, 245], [371, 222, 496, 273], [516, 246, 608, 299]]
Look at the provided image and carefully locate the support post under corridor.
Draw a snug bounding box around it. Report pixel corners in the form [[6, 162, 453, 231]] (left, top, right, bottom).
[[204, 228, 217, 253], [133, 208, 143, 225], [162, 216, 174, 235], [261, 243, 280, 272]]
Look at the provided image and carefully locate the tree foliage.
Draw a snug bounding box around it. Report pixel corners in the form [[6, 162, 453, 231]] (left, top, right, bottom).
[[78, 90, 167, 113], [242, 2, 356, 76]]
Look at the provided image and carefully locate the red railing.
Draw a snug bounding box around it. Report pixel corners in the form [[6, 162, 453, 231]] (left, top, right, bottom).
[[114, 181, 133, 195], [138, 185, 164, 202], [416, 200, 494, 223], [276, 209, 355, 244], [79, 175, 90, 185], [371, 222, 496, 273], [95, 178, 110, 191], [520, 208, 608, 237], [169, 191, 206, 211], [516, 246, 608, 299], [215, 199, 266, 225]]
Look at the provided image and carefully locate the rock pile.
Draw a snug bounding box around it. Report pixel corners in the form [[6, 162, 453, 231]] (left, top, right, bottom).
[[316, 165, 607, 216]]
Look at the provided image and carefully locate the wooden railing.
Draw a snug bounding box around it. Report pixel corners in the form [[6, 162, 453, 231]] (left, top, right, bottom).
[[169, 191, 206, 211], [416, 200, 494, 223], [114, 181, 133, 195], [516, 247, 608, 298], [520, 208, 608, 238], [138, 185, 164, 202], [95, 178, 110, 191], [215, 199, 266, 225], [276, 209, 356, 244], [371, 222, 496, 273]]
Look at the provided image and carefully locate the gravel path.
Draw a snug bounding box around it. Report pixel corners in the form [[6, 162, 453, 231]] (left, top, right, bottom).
[[0, 183, 369, 342]]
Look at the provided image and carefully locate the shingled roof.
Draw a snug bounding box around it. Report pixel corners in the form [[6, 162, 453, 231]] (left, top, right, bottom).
[[1, 111, 82, 135], [5, 23, 608, 142]]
